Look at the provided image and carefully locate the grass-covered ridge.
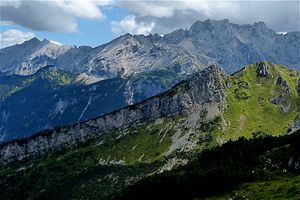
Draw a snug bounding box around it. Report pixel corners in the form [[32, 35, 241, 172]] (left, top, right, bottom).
[[213, 61, 300, 144], [0, 66, 77, 99]]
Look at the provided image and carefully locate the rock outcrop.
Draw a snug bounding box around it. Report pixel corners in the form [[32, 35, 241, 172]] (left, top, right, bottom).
[[271, 75, 291, 106], [257, 62, 271, 77], [0, 65, 226, 164]]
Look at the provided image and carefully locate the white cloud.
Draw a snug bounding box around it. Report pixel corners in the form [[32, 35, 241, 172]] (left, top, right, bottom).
[[111, 15, 155, 35], [0, 0, 299, 34], [118, 1, 175, 18], [115, 0, 300, 33], [0, 0, 107, 32], [0, 29, 35, 48]]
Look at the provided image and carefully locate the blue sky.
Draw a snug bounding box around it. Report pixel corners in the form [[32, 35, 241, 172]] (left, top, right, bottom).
[[1, 0, 299, 48], [1, 5, 128, 47]]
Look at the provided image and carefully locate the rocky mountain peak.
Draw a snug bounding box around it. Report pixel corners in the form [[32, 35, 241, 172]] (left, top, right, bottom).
[[203, 64, 224, 74], [191, 64, 225, 84], [253, 21, 268, 29], [146, 33, 162, 42], [22, 37, 41, 45], [252, 21, 275, 36], [203, 18, 230, 25], [42, 38, 50, 42], [20, 37, 52, 48], [188, 19, 231, 34]]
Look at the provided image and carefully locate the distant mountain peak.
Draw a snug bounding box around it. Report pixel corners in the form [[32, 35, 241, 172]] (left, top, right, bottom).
[[188, 19, 272, 34], [253, 21, 267, 28], [41, 38, 50, 44], [17, 37, 54, 49], [204, 18, 230, 24], [189, 18, 230, 32], [22, 37, 41, 45], [20, 38, 54, 47]]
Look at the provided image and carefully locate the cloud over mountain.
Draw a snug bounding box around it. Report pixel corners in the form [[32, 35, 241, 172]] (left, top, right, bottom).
[[1, 0, 299, 34], [111, 15, 155, 35], [0, 29, 35, 48], [117, 0, 299, 34], [0, 0, 108, 32]]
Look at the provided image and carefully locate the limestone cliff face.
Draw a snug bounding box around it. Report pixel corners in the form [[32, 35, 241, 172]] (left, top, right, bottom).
[[0, 65, 226, 164]]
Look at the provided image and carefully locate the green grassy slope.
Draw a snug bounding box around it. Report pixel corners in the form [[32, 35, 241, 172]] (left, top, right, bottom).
[[0, 66, 77, 100], [116, 130, 300, 200], [212, 62, 300, 144], [0, 117, 182, 200]]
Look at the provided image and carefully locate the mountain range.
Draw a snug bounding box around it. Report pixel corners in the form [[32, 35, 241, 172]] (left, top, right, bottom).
[[1, 19, 299, 76], [0, 19, 299, 143]]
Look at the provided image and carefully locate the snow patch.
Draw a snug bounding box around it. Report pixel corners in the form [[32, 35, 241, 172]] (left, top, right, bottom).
[[276, 32, 288, 35]]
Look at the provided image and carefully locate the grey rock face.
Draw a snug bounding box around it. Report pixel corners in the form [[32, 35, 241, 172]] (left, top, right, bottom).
[[271, 75, 291, 107], [256, 62, 270, 77], [271, 89, 291, 106], [0, 34, 211, 79], [276, 75, 289, 88], [289, 71, 299, 77], [293, 115, 300, 131], [0, 65, 226, 164], [82, 34, 211, 79], [162, 19, 300, 73], [0, 38, 93, 75]]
